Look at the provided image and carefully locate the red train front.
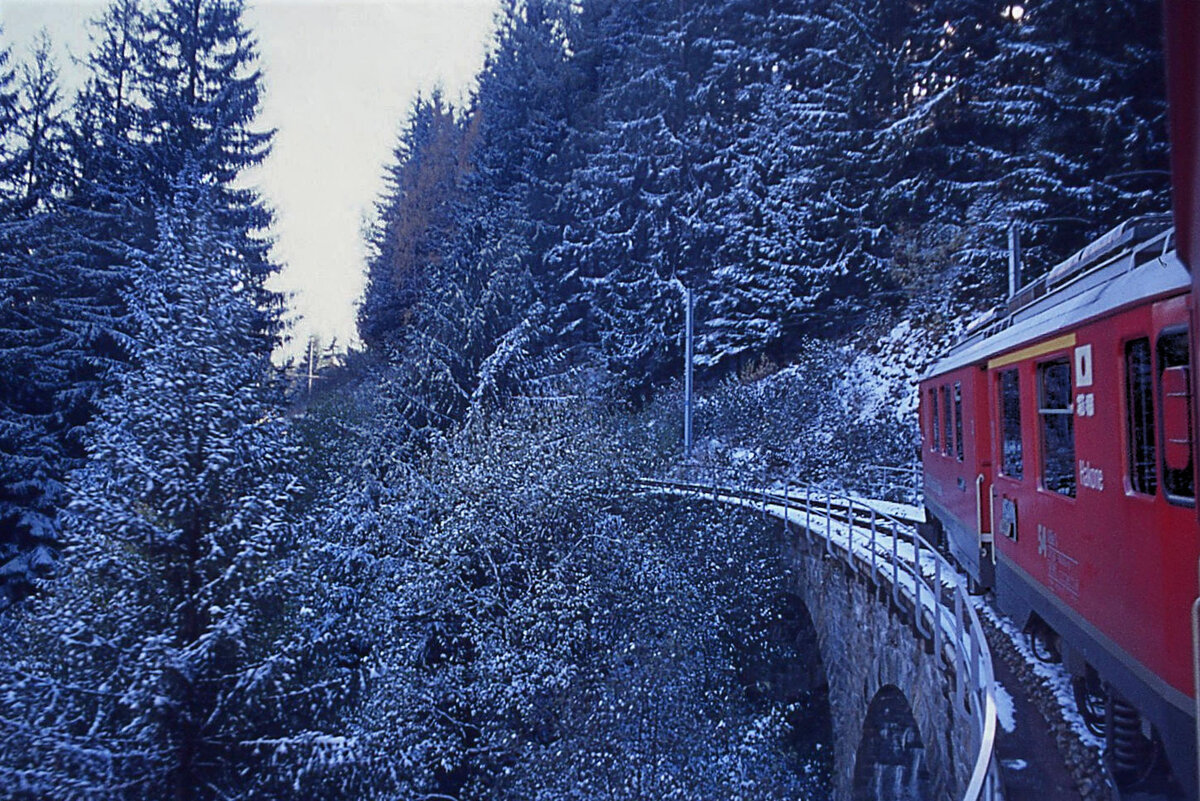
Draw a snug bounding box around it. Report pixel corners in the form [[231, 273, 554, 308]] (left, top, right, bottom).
[[921, 217, 1198, 798]]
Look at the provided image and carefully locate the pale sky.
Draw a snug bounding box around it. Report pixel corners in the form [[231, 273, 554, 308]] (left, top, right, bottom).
[[0, 0, 502, 358]]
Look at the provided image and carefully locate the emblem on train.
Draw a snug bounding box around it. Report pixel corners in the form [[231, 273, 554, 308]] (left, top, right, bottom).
[[1079, 460, 1104, 491], [1074, 344, 1093, 387]]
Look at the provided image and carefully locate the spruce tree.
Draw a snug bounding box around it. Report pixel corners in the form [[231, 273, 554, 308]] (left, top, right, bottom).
[[550, 0, 723, 399], [359, 92, 471, 352], [0, 0, 286, 606], [135, 0, 278, 343], [471, 0, 581, 332], [704, 3, 886, 366], [0, 170, 353, 800], [986, 0, 1168, 274], [0, 34, 74, 607], [51, 0, 153, 462]]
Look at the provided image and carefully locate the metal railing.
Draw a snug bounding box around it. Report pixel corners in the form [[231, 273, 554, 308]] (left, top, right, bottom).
[[841, 461, 923, 506], [639, 466, 1000, 801]]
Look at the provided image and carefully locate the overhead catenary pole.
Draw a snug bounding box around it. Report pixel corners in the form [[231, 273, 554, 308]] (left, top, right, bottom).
[[676, 7, 692, 461], [307, 336, 316, 397], [684, 284, 694, 458], [1008, 222, 1022, 298]]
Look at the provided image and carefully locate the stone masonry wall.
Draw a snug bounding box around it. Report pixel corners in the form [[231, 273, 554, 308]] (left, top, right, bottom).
[[775, 526, 983, 801]]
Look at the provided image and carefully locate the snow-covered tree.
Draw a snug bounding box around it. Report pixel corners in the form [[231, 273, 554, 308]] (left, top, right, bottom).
[[298, 379, 826, 800], [546, 0, 732, 398], [135, 0, 278, 343], [983, 0, 1168, 275], [0, 172, 354, 799], [359, 91, 474, 351], [703, 3, 888, 367], [0, 35, 75, 608], [470, 0, 581, 337], [0, 0, 286, 607]]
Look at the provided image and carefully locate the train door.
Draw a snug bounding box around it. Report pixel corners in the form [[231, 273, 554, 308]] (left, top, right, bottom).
[[970, 366, 994, 588]]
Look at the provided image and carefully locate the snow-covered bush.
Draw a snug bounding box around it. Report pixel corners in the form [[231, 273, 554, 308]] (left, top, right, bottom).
[[669, 337, 913, 488], [299, 372, 829, 800]]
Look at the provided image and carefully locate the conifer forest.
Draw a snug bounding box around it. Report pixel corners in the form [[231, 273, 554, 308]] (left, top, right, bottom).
[[0, 0, 1169, 798]]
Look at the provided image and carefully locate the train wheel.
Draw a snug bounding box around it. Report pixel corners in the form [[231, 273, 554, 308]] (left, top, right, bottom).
[[1072, 670, 1106, 737]]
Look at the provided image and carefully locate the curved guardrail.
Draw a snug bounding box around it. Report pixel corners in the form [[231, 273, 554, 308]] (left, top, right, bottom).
[[639, 468, 1000, 801]]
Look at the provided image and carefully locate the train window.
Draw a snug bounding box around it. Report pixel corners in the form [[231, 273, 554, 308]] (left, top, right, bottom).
[[930, 388, 940, 451], [999, 369, 1023, 479], [1125, 338, 1157, 494], [954, 383, 964, 461], [1157, 330, 1194, 501], [942, 385, 952, 455], [1038, 360, 1076, 497]]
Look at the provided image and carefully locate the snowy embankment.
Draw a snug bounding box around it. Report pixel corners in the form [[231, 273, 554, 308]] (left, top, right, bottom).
[[978, 605, 1103, 752], [838, 311, 979, 428]]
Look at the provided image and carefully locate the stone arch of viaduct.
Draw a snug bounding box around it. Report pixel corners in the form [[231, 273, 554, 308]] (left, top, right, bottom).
[[776, 527, 982, 801]]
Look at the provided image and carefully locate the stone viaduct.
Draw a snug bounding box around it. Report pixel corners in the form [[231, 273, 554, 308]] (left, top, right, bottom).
[[648, 479, 998, 801], [780, 522, 978, 801]]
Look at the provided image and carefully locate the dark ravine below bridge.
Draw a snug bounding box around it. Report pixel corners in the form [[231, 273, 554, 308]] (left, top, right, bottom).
[[639, 474, 1040, 801]]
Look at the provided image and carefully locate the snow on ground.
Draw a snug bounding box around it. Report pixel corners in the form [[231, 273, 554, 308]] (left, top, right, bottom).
[[839, 318, 937, 426], [994, 681, 1016, 733], [730, 447, 757, 465], [975, 601, 1105, 753], [838, 306, 983, 428], [845, 493, 926, 523]]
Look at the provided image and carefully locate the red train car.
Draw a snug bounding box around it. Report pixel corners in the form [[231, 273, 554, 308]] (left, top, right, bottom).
[[921, 359, 993, 591], [921, 216, 1197, 797]]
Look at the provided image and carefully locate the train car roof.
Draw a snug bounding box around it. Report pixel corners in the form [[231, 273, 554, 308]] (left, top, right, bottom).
[[925, 224, 1188, 380]]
